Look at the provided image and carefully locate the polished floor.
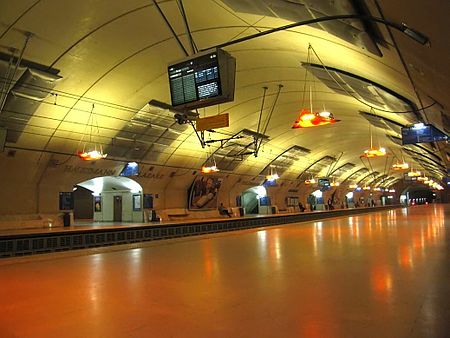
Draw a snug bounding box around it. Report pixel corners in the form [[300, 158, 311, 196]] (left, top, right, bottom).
[[0, 204, 448, 338]]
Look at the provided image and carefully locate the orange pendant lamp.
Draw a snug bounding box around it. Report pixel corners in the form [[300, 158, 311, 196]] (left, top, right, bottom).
[[201, 165, 219, 174], [407, 169, 421, 177], [292, 109, 338, 128], [363, 147, 387, 158], [361, 112, 387, 158], [292, 44, 339, 129], [392, 150, 409, 170], [77, 148, 107, 161], [392, 162, 409, 170], [77, 104, 107, 161], [265, 166, 280, 182], [201, 151, 220, 174], [304, 174, 316, 185]]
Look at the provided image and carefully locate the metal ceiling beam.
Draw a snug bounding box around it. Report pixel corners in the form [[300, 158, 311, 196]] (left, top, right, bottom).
[[329, 162, 356, 177], [259, 145, 310, 175], [203, 14, 429, 51], [366, 174, 388, 186], [357, 171, 380, 186], [152, 0, 189, 56], [176, 0, 197, 54], [296, 155, 336, 179], [341, 167, 369, 184]]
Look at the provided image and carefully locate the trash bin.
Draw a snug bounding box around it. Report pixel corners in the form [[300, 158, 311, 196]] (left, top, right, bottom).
[[150, 210, 156, 221], [238, 207, 244, 217], [150, 210, 160, 222], [63, 212, 71, 227]]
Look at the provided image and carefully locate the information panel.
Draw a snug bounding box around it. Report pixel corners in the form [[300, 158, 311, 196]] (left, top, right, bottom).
[[119, 162, 139, 177], [196, 113, 229, 132], [59, 192, 74, 210], [318, 178, 331, 191], [401, 124, 448, 145], [168, 48, 236, 110]]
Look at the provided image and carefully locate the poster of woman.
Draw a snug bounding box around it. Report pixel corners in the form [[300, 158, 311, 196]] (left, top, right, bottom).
[[94, 196, 102, 212], [189, 176, 222, 210]]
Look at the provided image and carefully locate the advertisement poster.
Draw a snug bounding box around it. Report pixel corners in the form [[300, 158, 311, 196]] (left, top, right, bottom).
[[59, 192, 74, 210], [133, 195, 142, 211], [189, 176, 222, 210], [94, 196, 102, 212]]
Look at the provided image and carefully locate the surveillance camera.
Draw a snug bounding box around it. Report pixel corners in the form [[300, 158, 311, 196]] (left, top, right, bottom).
[[174, 113, 189, 124]]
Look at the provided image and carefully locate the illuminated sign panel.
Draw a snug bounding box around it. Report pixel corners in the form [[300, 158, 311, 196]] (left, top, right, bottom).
[[168, 48, 236, 110], [401, 123, 448, 145]]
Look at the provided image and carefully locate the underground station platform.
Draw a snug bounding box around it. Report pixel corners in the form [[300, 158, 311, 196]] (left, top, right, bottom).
[[0, 205, 400, 258]]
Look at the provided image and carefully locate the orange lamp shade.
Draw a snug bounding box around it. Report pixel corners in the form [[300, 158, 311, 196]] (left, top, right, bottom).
[[392, 162, 409, 170], [292, 109, 338, 128], [362, 147, 387, 158], [201, 165, 219, 174], [77, 150, 107, 161]]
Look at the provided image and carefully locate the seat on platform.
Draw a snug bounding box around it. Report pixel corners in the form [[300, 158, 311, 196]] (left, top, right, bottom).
[[0, 213, 64, 231]]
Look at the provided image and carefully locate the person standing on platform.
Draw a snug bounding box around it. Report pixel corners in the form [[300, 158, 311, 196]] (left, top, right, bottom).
[[298, 202, 306, 212], [307, 194, 316, 211]]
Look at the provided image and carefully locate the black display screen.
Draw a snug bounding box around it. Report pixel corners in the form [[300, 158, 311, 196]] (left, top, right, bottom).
[[318, 178, 330, 187], [59, 192, 74, 210], [143, 194, 153, 209], [120, 162, 139, 177], [168, 51, 222, 107], [401, 124, 448, 145], [318, 178, 331, 191]]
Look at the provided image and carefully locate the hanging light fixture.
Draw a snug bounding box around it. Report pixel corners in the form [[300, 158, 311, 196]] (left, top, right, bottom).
[[77, 104, 107, 161], [77, 149, 107, 161], [363, 147, 387, 158], [392, 149, 409, 170], [361, 110, 387, 158], [392, 162, 409, 170], [292, 44, 339, 129], [330, 180, 340, 187], [304, 178, 316, 184], [304, 173, 316, 185], [407, 169, 421, 177], [201, 149, 220, 174], [201, 165, 219, 174], [292, 109, 339, 128], [265, 166, 280, 182]]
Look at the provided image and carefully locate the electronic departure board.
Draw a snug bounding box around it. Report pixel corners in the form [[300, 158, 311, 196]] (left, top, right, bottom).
[[168, 48, 236, 110], [401, 123, 448, 145], [318, 178, 331, 191], [119, 162, 139, 177]]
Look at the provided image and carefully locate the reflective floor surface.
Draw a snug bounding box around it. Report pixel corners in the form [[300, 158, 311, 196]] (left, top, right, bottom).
[[0, 204, 448, 337]]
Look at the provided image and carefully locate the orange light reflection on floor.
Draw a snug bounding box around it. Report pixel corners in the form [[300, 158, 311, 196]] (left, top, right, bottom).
[[371, 265, 393, 302], [398, 246, 414, 270], [202, 240, 216, 282]]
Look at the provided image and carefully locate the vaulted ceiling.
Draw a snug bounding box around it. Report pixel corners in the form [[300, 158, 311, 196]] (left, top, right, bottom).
[[0, 0, 448, 186]]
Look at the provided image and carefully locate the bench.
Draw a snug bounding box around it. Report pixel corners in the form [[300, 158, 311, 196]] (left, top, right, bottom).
[[158, 208, 190, 221], [0, 213, 64, 231], [158, 208, 226, 221], [277, 206, 296, 214]]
